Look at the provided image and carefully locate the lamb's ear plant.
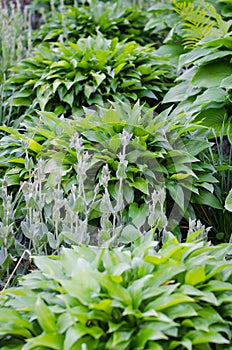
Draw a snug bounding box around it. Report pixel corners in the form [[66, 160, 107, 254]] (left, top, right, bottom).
[[3, 34, 175, 125], [0, 232, 232, 349], [0, 102, 219, 241], [0, 0, 33, 82]]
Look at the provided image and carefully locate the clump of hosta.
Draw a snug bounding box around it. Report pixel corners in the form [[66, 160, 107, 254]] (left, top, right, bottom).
[[4, 34, 174, 123], [0, 232, 232, 349]]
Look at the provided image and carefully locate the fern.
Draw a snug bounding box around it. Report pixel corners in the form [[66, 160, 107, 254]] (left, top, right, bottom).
[[172, 0, 229, 48]]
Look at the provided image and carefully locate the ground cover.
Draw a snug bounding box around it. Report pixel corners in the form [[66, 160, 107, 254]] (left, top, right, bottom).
[[0, 0, 232, 348]]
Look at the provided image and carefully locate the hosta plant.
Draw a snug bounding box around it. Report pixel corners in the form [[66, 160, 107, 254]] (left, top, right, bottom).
[[0, 102, 219, 239], [33, 1, 153, 45], [3, 35, 175, 125], [0, 232, 232, 349]]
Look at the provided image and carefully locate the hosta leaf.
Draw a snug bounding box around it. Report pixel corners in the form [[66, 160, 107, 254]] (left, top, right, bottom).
[[191, 190, 223, 209], [64, 324, 103, 350], [28, 139, 42, 153], [225, 189, 232, 212], [129, 203, 148, 229], [146, 293, 195, 311], [184, 329, 229, 345], [33, 256, 63, 277], [23, 333, 64, 350], [194, 87, 227, 106], [170, 173, 191, 181], [129, 177, 149, 194], [107, 330, 133, 348], [91, 72, 106, 87], [99, 274, 132, 305], [163, 82, 199, 103], [165, 303, 198, 320], [166, 183, 185, 212], [192, 62, 232, 88], [35, 296, 56, 332], [102, 109, 121, 124], [120, 224, 142, 244], [134, 326, 168, 348], [114, 62, 127, 75], [84, 84, 96, 99], [185, 266, 206, 286]]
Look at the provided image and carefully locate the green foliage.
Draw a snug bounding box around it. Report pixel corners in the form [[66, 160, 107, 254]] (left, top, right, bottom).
[[225, 188, 232, 212], [0, 103, 218, 234], [0, 1, 33, 82], [0, 233, 232, 349], [163, 44, 232, 136], [172, 0, 230, 48], [193, 133, 232, 243], [3, 35, 174, 124], [33, 1, 153, 45]]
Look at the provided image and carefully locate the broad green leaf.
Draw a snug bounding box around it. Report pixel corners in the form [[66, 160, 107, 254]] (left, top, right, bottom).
[[165, 303, 198, 320], [170, 173, 191, 181], [102, 109, 121, 124], [91, 72, 106, 87], [120, 224, 142, 244], [185, 266, 206, 286], [28, 139, 42, 153], [134, 326, 168, 348], [167, 183, 185, 211], [64, 324, 103, 350], [184, 329, 229, 345], [35, 296, 56, 332], [99, 274, 132, 305], [33, 256, 62, 277], [129, 203, 148, 228], [225, 189, 232, 212], [146, 293, 195, 311], [192, 62, 232, 88], [129, 177, 149, 194], [191, 190, 223, 209], [23, 333, 64, 350], [114, 62, 127, 75]]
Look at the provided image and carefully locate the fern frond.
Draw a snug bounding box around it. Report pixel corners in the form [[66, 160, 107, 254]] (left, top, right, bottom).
[[198, 0, 230, 36], [172, 0, 229, 48]]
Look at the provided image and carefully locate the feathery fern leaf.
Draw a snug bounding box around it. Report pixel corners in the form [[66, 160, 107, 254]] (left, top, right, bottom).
[[172, 0, 229, 48]]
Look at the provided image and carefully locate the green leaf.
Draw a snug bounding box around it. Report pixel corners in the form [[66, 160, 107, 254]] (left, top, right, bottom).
[[92, 72, 106, 87], [225, 189, 232, 212], [134, 326, 168, 348], [185, 266, 206, 286], [129, 203, 148, 228], [129, 177, 149, 194], [120, 224, 142, 244], [35, 296, 56, 332], [167, 183, 185, 211], [184, 329, 229, 345], [28, 139, 42, 153], [146, 293, 195, 311], [23, 333, 64, 350], [102, 109, 121, 124], [114, 62, 127, 75], [64, 324, 103, 350], [191, 190, 223, 209], [192, 62, 232, 88]]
